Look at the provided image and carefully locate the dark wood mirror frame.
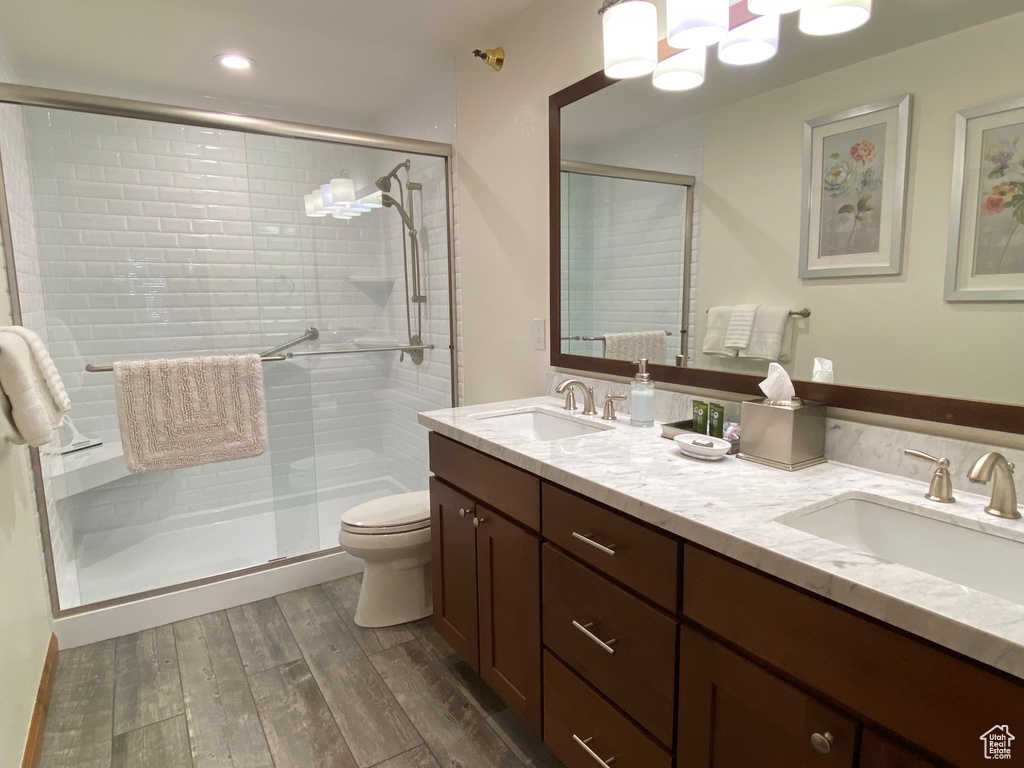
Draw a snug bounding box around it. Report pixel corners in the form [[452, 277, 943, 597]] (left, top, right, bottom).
[[549, 72, 1024, 435]]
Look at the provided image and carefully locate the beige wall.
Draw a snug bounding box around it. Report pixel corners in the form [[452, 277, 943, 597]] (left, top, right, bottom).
[[695, 13, 1024, 405], [454, 0, 602, 404], [0, 38, 55, 766]]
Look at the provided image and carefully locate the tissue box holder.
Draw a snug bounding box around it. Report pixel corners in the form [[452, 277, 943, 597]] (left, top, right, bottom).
[[738, 398, 826, 471]]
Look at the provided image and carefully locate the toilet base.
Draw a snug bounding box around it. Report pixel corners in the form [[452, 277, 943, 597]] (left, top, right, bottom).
[[354, 558, 433, 628], [338, 525, 433, 628]]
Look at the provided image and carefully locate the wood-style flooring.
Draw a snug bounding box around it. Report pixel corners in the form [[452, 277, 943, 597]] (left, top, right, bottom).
[[39, 573, 564, 768]]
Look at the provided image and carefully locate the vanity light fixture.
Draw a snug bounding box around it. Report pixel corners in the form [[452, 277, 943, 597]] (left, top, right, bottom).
[[798, 0, 872, 36], [747, 0, 806, 14], [666, 0, 729, 49], [600, 0, 659, 79], [718, 14, 780, 65], [652, 46, 707, 91], [216, 53, 254, 71]]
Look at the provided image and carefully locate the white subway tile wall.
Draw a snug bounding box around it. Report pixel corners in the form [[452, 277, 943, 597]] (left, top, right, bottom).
[[11, 107, 453, 608]]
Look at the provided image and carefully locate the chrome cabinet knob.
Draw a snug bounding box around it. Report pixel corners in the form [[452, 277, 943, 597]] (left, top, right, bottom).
[[473, 516, 482, 528], [810, 731, 834, 755], [458, 508, 467, 518]]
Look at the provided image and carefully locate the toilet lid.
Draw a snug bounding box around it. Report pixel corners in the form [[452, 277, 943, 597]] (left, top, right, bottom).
[[341, 490, 431, 535]]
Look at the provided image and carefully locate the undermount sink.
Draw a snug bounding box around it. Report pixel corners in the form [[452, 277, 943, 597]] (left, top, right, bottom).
[[776, 493, 1024, 606], [473, 407, 614, 442]]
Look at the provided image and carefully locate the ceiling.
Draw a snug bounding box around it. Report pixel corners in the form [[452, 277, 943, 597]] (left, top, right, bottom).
[[564, 0, 1024, 152], [0, 0, 536, 133]]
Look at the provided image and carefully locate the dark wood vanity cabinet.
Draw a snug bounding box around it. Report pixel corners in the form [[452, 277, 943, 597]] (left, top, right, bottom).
[[428, 434, 543, 735], [428, 433, 1024, 768]]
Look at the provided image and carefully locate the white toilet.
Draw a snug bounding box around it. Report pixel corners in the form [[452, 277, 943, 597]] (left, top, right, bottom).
[[337, 490, 432, 628]]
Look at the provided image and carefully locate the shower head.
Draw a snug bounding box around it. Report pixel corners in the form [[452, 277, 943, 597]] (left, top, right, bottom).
[[375, 159, 411, 193], [381, 193, 416, 231]]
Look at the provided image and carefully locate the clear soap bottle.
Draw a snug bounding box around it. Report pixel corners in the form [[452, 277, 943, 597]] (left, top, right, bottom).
[[630, 358, 655, 428]]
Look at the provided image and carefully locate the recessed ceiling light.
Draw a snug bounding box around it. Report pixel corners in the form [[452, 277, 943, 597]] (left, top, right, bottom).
[[216, 54, 254, 71]]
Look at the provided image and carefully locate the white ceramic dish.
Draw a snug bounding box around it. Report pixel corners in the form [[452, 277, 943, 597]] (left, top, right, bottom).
[[674, 434, 732, 461]]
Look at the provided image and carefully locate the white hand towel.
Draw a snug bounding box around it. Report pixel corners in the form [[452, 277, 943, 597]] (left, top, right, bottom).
[[702, 307, 737, 357], [739, 306, 793, 362], [114, 354, 268, 474], [0, 325, 71, 413], [0, 331, 64, 446], [604, 331, 667, 364], [724, 304, 759, 351]]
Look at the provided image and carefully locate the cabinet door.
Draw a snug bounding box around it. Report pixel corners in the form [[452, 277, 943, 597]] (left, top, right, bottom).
[[476, 504, 543, 736], [678, 626, 857, 768], [430, 477, 479, 670], [860, 731, 942, 768]]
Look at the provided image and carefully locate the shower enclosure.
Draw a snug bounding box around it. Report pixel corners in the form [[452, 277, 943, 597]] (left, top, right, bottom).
[[0, 86, 456, 614]]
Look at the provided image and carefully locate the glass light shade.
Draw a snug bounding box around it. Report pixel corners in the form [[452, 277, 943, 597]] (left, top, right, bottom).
[[304, 193, 317, 216], [666, 0, 729, 50], [798, 0, 871, 35], [310, 189, 326, 215], [748, 0, 805, 14], [330, 177, 356, 204], [602, 0, 658, 79], [718, 14, 780, 65], [349, 203, 372, 213], [320, 184, 337, 209], [332, 210, 357, 219], [652, 47, 707, 91], [360, 191, 384, 209]]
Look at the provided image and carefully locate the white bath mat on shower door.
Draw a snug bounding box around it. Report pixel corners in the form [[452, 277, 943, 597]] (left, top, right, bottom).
[[114, 354, 268, 474]]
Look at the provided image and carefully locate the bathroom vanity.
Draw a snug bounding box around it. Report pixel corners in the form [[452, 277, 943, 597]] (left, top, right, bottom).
[[421, 399, 1024, 768]]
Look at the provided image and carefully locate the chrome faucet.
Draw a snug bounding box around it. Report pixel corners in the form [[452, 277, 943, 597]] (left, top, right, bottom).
[[967, 452, 1020, 519], [555, 379, 598, 416]]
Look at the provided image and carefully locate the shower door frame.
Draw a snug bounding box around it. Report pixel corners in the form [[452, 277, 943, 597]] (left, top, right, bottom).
[[0, 82, 460, 619]]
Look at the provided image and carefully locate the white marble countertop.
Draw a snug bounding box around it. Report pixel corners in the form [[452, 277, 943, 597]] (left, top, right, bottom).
[[419, 396, 1024, 681]]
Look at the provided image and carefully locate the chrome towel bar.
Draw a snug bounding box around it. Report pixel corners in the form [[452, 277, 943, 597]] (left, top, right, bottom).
[[85, 343, 435, 372]]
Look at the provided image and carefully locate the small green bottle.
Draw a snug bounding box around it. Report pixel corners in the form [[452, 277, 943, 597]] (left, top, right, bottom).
[[709, 402, 725, 439]]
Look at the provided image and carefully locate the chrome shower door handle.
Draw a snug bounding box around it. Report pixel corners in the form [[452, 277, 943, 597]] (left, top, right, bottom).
[[572, 735, 617, 766], [572, 620, 617, 655]]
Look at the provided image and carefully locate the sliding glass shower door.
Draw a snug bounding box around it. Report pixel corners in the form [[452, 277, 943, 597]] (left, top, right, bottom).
[[0, 96, 454, 612]]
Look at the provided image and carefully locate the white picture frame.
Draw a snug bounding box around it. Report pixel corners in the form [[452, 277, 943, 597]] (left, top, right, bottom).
[[799, 95, 912, 279], [945, 96, 1024, 302]]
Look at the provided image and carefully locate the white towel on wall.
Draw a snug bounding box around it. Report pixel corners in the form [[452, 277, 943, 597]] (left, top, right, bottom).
[[0, 330, 67, 447], [114, 354, 268, 474], [702, 307, 737, 358], [724, 304, 759, 351], [739, 306, 793, 362], [0, 325, 72, 412], [604, 331, 667, 364]]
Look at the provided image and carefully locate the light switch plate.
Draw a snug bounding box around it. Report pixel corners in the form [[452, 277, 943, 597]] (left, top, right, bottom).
[[532, 318, 546, 351]]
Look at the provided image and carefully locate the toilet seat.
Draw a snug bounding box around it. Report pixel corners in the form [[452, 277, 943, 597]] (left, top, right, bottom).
[[340, 490, 430, 535]]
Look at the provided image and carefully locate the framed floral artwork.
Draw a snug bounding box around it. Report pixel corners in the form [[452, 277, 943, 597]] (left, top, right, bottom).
[[799, 95, 912, 278], [945, 96, 1024, 301]]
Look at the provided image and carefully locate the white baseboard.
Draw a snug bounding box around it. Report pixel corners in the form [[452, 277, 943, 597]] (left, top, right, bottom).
[[54, 551, 363, 648]]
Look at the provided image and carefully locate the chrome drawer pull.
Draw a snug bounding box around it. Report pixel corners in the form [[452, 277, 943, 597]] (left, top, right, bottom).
[[572, 531, 617, 556], [572, 735, 616, 766], [572, 620, 617, 655], [810, 731, 834, 755]]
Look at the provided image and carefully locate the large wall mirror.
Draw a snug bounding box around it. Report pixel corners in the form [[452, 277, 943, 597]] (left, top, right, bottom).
[[550, 0, 1024, 433]]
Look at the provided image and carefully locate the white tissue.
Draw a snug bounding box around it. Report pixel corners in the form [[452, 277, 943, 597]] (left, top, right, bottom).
[[759, 362, 796, 404], [812, 357, 834, 383]]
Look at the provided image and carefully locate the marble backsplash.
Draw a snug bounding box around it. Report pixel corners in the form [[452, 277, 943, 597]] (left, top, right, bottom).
[[544, 371, 1024, 497]]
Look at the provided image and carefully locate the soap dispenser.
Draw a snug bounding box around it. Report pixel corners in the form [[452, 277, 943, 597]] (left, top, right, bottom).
[[630, 358, 655, 428]]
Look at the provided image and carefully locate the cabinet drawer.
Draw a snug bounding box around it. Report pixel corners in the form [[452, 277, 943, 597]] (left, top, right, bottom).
[[544, 651, 672, 768], [429, 432, 541, 531], [683, 544, 1024, 768], [543, 544, 678, 746], [542, 482, 679, 611]]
